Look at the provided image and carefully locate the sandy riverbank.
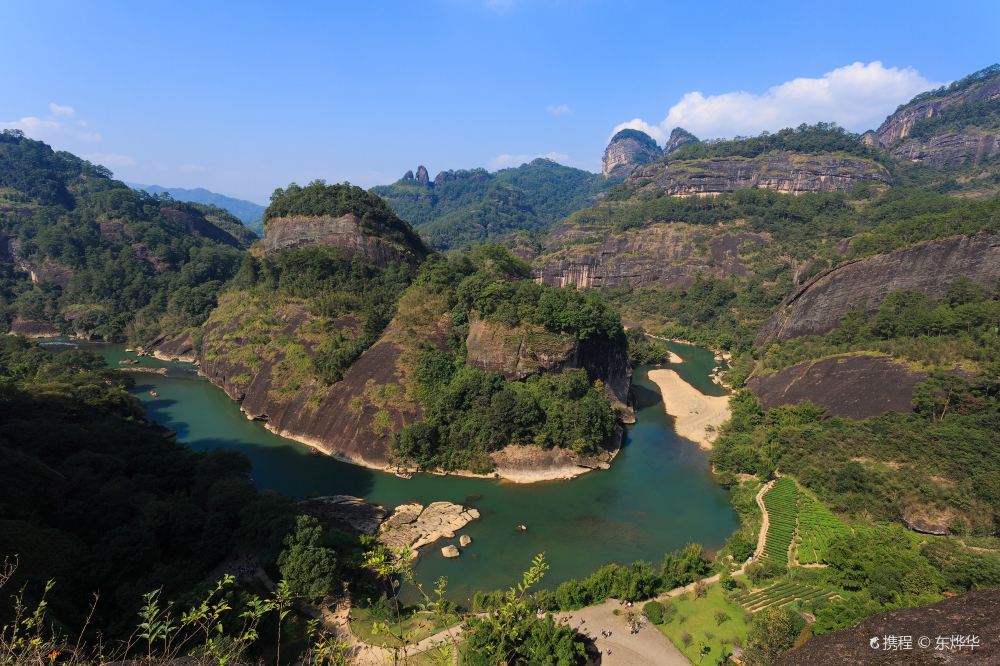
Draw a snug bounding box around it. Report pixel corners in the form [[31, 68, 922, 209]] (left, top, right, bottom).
[[647, 368, 731, 449]]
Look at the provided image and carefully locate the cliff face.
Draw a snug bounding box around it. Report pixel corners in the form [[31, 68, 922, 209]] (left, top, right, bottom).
[[262, 213, 424, 265], [465, 318, 634, 422], [631, 152, 891, 196], [758, 233, 1000, 342], [890, 130, 1000, 167], [869, 69, 1000, 148], [534, 221, 770, 290], [602, 129, 662, 179], [199, 293, 445, 468], [747, 354, 925, 419]]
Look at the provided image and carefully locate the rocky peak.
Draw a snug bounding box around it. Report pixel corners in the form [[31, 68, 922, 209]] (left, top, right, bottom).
[[415, 165, 430, 184], [434, 170, 454, 184], [602, 129, 661, 179], [663, 127, 698, 155], [401, 169, 414, 180]]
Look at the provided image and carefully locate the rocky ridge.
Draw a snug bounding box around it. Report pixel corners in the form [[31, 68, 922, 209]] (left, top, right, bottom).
[[378, 502, 480, 554], [758, 233, 1000, 342]]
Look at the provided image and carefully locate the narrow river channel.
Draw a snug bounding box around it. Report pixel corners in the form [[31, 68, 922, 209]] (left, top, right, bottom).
[[88, 341, 738, 603]]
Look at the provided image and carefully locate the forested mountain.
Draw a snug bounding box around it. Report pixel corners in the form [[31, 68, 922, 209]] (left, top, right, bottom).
[[0, 130, 249, 343], [129, 183, 266, 235], [371, 158, 604, 250]]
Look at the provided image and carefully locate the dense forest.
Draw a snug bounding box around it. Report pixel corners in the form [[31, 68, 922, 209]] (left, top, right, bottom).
[[668, 123, 879, 161], [391, 245, 623, 471], [0, 130, 250, 344], [372, 158, 604, 249]]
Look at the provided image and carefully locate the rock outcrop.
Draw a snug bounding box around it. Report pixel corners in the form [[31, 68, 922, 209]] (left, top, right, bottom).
[[262, 213, 425, 266], [441, 545, 460, 558], [415, 165, 430, 184], [631, 152, 891, 196], [602, 129, 661, 179], [465, 318, 633, 421], [534, 222, 769, 291], [758, 233, 1000, 342], [747, 354, 925, 419], [778, 589, 1000, 665], [7, 316, 60, 337], [299, 495, 388, 534], [663, 127, 698, 155], [378, 502, 480, 554]]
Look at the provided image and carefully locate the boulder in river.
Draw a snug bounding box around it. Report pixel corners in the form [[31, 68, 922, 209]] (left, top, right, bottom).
[[459, 534, 472, 547], [441, 545, 460, 558], [379, 501, 481, 554]]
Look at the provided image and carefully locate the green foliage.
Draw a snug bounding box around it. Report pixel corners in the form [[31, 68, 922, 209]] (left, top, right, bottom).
[[669, 123, 877, 161], [643, 600, 665, 624], [0, 337, 300, 635], [265, 180, 427, 256], [0, 131, 245, 342], [741, 606, 805, 665], [464, 554, 587, 666], [625, 327, 670, 365], [761, 479, 798, 564], [277, 516, 338, 600], [373, 159, 604, 250]]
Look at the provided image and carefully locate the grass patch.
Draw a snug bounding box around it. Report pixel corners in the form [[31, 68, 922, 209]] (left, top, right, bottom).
[[349, 606, 460, 650], [656, 585, 750, 664]]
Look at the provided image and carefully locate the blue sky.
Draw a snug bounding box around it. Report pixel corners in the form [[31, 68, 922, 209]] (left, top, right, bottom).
[[3, 0, 998, 203]]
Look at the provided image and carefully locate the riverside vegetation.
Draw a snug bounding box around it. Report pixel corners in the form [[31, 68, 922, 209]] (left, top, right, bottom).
[[3, 65, 1000, 664]]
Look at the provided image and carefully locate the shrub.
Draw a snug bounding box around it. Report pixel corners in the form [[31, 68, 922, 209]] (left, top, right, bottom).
[[643, 600, 665, 624]]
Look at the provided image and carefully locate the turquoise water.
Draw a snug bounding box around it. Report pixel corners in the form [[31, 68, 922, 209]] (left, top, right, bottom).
[[89, 341, 738, 603]]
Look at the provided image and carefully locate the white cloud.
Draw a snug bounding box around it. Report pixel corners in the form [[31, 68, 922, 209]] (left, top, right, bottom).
[[546, 103, 572, 116], [2, 103, 102, 144], [616, 61, 942, 142], [48, 102, 75, 117], [490, 151, 570, 169], [81, 152, 136, 167]]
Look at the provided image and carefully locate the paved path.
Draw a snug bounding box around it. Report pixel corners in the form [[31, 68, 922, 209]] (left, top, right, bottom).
[[557, 600, 688, 666]]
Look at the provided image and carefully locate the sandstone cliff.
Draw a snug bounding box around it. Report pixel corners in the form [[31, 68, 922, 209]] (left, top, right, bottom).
[[869, 65, 1000, 148], [747, 354, 925, 419], [465, 318, 634, 422], [630, 151, 891, 196], [758, 233, 1000, 342], [602, 129, 662, 179], [262, 213, 426, 265], [534, 221, 769, 290], [866, 65, 1000, 168]]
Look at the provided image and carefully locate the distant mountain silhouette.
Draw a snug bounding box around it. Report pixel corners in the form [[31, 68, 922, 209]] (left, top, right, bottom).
[[128, 183, 265, 234]]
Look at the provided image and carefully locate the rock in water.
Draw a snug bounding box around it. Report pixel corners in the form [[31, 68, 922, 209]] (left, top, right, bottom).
[[379, 502, 481, 554], [441, 545, 460, 558], [459, 534, 472, 547]]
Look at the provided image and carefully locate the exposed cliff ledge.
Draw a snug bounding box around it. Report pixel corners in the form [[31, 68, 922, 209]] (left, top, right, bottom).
[[465, 318, 634, 423], [631, 152, 891, 196], [262, 213, 425, 265], [534, 222, 769, 290], [747, 354, 925, 419], [758, 233, 1000, 343]]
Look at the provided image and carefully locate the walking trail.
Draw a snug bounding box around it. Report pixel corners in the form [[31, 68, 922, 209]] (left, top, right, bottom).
[[328, 479, 777, 664]]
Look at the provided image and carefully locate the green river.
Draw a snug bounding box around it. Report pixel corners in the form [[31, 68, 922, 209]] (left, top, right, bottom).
[[85, 341, 738, 603]]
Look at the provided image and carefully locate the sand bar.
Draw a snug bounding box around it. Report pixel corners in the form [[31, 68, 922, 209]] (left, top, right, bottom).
[[647, 368, 730, 449]]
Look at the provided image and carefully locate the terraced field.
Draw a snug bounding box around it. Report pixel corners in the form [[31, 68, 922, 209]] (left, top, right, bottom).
[[731, 582, 839, 613], [761, 478, 798, 564], [796, 495, 852, 564]]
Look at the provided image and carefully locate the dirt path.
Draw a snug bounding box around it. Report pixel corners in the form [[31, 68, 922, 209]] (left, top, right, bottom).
[[754, 479, 775, 561], [557, 600, 689, 666]]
